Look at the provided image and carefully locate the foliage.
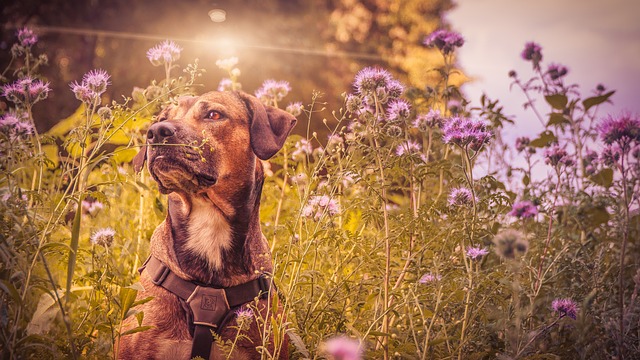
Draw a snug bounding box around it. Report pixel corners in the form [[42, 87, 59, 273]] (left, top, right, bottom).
[[1, 26, 639, 360]]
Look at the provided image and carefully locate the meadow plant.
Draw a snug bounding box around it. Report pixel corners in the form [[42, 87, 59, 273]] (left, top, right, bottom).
[[1, 23, 639, 360]]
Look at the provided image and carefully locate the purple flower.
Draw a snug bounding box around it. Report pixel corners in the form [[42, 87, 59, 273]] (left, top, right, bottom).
[[1, 77, 50, 105], [601, 144, 622, 167], [413, 109, 443, 132], [323, 335, 363, 360], [69, 69, 111, 105], [146, 40, 182, 66], [448, 187, 474, 207], [90, 227, 115, 247], [546, 63, 569, 81], [286, 102, 304, 117], [0, 113, 34, 139], [544, 145, 574, 167], [386, 99, 411, 123], [551, 298, 579, 319], [441, 116, 492, 151], [82, 200, 105, 216], [83, 69, 111, 95], [423, 29, 464, 55], [292, 139, 313, 160], [235, 307, 254, 323], [597, 112, 640, 150], [521, 42, 543, 68], [395, 140, 421, 156], [515, 136, 535, 154], [466, 246, 489, 260], [255, 79, 291, 105], [17, 27, 38, 48], [419, 273, 442, 284], [508, 200, 538, 219], [353, 67, 393, 96]]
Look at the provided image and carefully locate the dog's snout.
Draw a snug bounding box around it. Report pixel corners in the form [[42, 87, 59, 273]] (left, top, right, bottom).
[[147, 122, 176, 143]]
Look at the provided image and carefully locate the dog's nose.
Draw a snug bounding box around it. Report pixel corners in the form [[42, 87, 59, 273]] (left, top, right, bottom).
[[147, 122, 176, 144]]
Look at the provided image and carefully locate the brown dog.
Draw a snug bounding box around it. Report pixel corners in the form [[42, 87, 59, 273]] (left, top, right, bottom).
[[117, 91, 296, 359]]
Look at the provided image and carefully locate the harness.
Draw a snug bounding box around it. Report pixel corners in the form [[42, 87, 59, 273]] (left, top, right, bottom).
[[139, 256, 271, 359]]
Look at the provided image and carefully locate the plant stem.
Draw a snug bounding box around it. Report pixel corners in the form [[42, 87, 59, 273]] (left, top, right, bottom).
[[618, 154, 630, 359]]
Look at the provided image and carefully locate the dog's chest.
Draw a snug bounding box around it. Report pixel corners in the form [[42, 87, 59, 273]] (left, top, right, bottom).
[[185, 198, 233, 270]]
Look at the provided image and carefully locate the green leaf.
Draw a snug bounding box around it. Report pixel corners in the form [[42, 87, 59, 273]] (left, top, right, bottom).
[[583, 90, 615, 112], [529, 130, 557, 148], [523, 174, 530, 186], [545, 94, 568, 110], [583, 207, 610, 228], [119, 287, 138, 320], [112, 146, 139, 164], [121, 325, 153, 336], [548, 113, 570, 126], [589, 168, 613, 188]]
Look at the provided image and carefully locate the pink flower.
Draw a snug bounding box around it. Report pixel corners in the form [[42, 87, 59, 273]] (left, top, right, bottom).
[[419, 273, 442, 284], [441, 116, 492, 151], [424, 29, 464, 55], [323, 335, 363, 360], [2, 77, 50, 105], [448, 187, 474, 207], [395, 140, 421, 156], [90, 228, 115, 247], [146, 40, 182, 66], [508, 201, 538, 219], [597, 112, 640, 151], [551, 298, 579, 319], [466, 246, 489, 260], [17, 27, 38, 47], [255, 79, 291, 104]]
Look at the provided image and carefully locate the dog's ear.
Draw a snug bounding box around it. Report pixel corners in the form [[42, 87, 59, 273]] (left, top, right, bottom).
[[132, 146, 147, 173], [238, 92, 297, 160]]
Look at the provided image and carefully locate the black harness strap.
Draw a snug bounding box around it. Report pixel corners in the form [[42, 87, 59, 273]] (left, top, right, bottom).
[[139, 256, 271, 360]]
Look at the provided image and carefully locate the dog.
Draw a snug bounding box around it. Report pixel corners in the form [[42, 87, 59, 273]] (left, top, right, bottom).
[[117, 90, 296, 359]]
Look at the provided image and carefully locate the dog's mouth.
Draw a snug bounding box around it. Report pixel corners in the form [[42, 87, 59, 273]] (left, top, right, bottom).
[[148, 152, 218, 193]]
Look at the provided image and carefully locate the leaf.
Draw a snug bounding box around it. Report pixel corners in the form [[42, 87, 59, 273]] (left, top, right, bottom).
[[120, 325, 153, 336], [529, 130, 557, 148], [583, 207, 610, 228], [41, 144, 59, 168], [288, 329, 310, 357], [112, 146, 139, 164], [119, 287, 139, 320], [26, 292, 60, 335], [45, 106, 85, 138], [544, 94, 567, 110], [0, 279, 23, 307], [522, 174, 530, 186], [547, 113, 570, 126], [583, 90, 615, 112], [589, 168, 613, 188]]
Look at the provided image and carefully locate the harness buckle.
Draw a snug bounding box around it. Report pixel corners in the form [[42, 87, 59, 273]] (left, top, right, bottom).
[[150, 263, 171, 286], [257, 275, 271, 298], [186, 286, 231, 329]]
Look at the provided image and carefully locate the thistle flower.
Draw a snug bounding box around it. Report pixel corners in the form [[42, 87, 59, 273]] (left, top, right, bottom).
[[551, 298, 579, 319], [90, 227, 115, 247], [521, 42, 543, 68], [82, 200, 105, 216], [322, 335, 363, 360], [419, 273, 442, 284], [413, 109, 443, 131], [423, 29, 464, 55], [601, 144, 622, 167], [508, 200, 538, 219], [83, 69, 111, 95], [353, 67, 392, 97], [597, 112, 640, 150], [2, 77, 50, 106], [466, 246, 489, 260], [395, 140, 421, 156], [255, 79, 291, 105], [286, 102, 304, 117], [547, 63, 569, 81], [17, 27, 38, 48], [441, 116, 492, 151], [448, 187, 474, 207], [235, 307, 254, 323], [0, 113, 34, 138], [345, 94, 364, 113], [69, 69, 111, 105], [97, 106, 112, 121], [492, 229, 528, 260], [386, 99, 411, 124], [544, 145, 574, 167], [146, 40, 182, 66]]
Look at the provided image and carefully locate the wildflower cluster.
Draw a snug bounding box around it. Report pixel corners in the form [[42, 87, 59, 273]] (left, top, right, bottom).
[[508, 200, 538, 219], [69, 69, 111, 106], [301, 195, 340, 221], [448, 187, 474, 207], [521, 41, 543, 69], [216, 56, 242, 91], [146, 40, 182, 66], [0, 113, 35, 141], [255, 79, 291, 106], [441, 115, 492, 151], [423, 29, 464, 55], [551, 298, 579, 320], [322, 335, 363, 360], [1, 76, 50, 106]]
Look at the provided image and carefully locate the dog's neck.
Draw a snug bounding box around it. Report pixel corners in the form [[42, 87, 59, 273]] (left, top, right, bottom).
[[157, 161, 272, 287]]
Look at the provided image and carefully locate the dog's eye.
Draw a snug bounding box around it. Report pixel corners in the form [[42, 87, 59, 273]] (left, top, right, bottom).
[[204, 110, 222, 120]]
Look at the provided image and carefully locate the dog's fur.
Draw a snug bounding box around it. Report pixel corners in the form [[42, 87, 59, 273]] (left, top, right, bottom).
[[117, 91, 296, 360]]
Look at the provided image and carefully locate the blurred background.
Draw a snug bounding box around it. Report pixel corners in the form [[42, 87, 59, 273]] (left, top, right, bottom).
[[0, 0, 457, 133]]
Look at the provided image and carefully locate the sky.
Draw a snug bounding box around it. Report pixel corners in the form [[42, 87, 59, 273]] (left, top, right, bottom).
[[448, 0, 640, 142]]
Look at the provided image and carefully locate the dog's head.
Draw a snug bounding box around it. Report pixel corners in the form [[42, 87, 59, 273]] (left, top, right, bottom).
[[133, 91, 296, 197]]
